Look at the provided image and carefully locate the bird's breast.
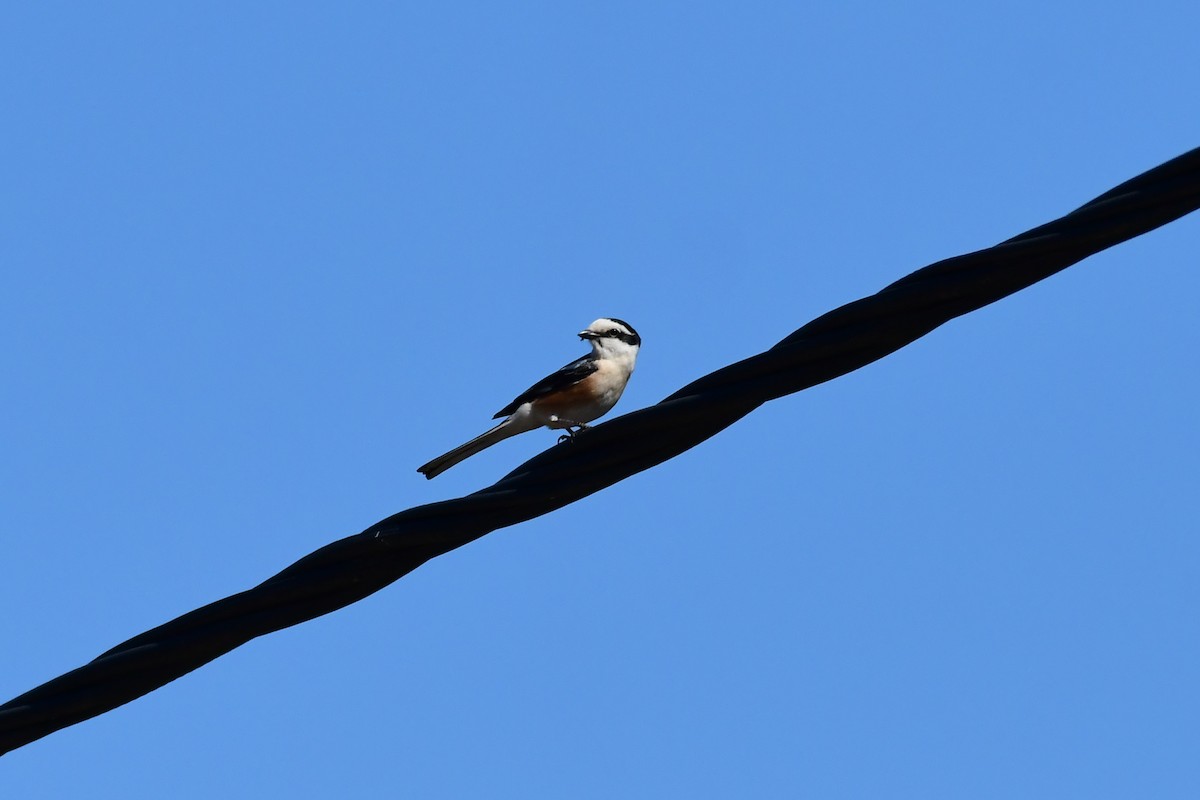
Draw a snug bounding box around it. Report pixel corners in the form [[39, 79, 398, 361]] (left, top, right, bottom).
[[531, 360, 630, 426]]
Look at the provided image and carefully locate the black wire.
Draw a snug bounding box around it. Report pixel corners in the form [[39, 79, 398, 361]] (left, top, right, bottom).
[[3, 148, 1198, 756]]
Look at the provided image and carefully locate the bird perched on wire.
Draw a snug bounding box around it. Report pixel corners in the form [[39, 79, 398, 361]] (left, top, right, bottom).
[[417, 317, 641, 479]]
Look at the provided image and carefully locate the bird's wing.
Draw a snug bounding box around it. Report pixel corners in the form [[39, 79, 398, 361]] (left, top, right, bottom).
[[493, 356, 599, 418]]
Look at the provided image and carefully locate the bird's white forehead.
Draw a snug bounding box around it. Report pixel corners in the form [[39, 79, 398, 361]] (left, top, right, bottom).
[[586, 318, 631, 334]]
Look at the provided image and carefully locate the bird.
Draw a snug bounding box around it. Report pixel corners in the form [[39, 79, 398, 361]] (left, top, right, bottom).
[[417, 317, 641, 479]]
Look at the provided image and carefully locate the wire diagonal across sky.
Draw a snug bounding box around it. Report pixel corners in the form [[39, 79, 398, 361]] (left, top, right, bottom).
[[2, 146, 1198, 757]]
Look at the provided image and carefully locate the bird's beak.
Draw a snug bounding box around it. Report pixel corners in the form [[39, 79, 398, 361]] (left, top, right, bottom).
[[578, 330, 599, 340]]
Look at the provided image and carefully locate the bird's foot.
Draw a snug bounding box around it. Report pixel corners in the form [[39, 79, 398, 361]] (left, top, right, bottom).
[[557, 422, 589, 444]]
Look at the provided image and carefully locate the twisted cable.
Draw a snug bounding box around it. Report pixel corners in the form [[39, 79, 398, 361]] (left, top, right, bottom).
[[3, 147, 1198, 755]]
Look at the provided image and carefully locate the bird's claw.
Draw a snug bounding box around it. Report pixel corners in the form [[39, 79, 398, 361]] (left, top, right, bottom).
[[557, 423, 590, 444]]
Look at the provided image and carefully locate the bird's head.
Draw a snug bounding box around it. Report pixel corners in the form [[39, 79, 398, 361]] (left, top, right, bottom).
[[579, 317, 641, 359]]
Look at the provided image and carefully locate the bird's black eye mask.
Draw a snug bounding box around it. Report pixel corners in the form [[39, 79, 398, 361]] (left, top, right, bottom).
[[603, 317, 640, 346]]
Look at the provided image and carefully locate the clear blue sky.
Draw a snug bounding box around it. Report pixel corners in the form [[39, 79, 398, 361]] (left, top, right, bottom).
[[3, 3, 1198, 797]]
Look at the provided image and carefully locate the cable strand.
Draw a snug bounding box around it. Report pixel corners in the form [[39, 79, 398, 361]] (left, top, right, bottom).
[[2, 147, 1198, 756]]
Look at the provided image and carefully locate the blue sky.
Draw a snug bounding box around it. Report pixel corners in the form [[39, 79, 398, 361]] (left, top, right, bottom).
[[3, 2, 1198, 797]]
